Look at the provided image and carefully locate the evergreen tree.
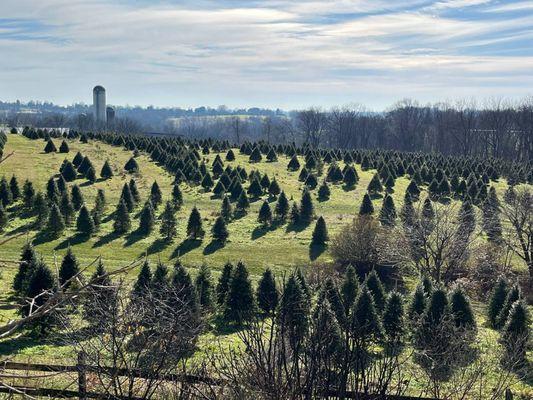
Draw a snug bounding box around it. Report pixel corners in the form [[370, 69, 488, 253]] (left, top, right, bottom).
[[195, 264, 213, 309], [248, 178, 263, 198], [23, 180, 36, 209], [83, 261, 115, 328], [85, 166, 97, 183], [59, 248, 79, 287], [21, 260, 56, 333], [47, 203, 65, 238], [149, 181, 163, 209], [311, 216, 328, 245], [422, 288, 449, 326], [100, 160, 114, 179], [72, 151, 84, 167], [157, 201, 176, 241], [258, 200, 273, 226], [236, 191, 250, 214], [0, 203, 7, 232], [449, 286, 476, 330], [212, 215, 229, 243], [224, 261, 255, 323], [113, 199, 131, 234], [220, 195, 233, 221], [33, 192, 49, 229], [317, 180, 331, 201], [77, 205, 95, 236], [343, 165, 359, 187], [268, 179, 281, 197], [278, 274, 310, 346], [501, 300, 530, 365], [290, 202, 300, 225], [256, 268, 278, 315], [249, 147, 262, 162], [124, 157, 139, 173], [367, 173, 383, 195], [408, 285, 426, 321], [139, 201, 156, 235], [186, 206, 204, 239], [91, 189, 106, 226], [496, 285, 520, 328], [225, 149, 235, 161], [287, 155, 300, 171], [59, 140, 70, 153], [421, 197, 435, 223], [59, 191, 75, 225], [0, 177, 13, 207], [341, 265, 359, 313], [201, 172, 214, 191], [13, 242, 37, 295], [487, 276, 508, 328], [274, 191, 289, 221], [352, 287, 383, 339], [379, 194, 397, 226], [44, 139, 57, 153], [171, 183, 183, 210], [216, 262, 233, 306], [406, 180, 420, 199], [9, 176, 20, 200], [46, 177, 60, 203], [129, 179, 141, 204], [383, 291, 405, 344], [120, 183, 135, 212], [71, 185, 84, 211], [171, 261, 200, 321], [61, 161, 78, 182], [151, 261, 169, 293], [359, 193, 374, 216], [132, 260, 152, 299], [299, 188, 314, 224], [365, 270, 386, 312]]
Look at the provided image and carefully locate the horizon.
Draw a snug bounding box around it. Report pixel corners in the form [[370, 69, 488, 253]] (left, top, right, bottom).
[[1, 1, 533, 109]]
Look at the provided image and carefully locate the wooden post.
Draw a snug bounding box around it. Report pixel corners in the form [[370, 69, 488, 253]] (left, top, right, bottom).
[[77, 351, 87, 400], [505, 388, 513, 400]]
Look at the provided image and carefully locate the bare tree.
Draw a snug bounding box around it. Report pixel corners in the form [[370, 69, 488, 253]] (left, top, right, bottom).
[[296, 108, 327, 148]]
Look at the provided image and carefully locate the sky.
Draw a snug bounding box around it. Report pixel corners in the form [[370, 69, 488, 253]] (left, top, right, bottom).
[[1, 0, 533, 110]]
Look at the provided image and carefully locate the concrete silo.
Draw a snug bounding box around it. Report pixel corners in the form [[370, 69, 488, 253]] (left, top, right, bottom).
[[93, 85, 107, 124]]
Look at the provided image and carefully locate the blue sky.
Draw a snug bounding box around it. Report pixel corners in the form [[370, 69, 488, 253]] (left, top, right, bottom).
[[1, 0, 533, 110]]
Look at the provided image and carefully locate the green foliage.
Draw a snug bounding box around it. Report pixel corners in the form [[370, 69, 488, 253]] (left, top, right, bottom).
[[212, 215, 229, 243], [132, 260, 152, 299], [47, 203, 65, 238], [186, 206, 204, 239], [299, 188, 314, 224], [100, 160, 114, 179], [77, 205, 95, 236], [274, 191, 289, 221], [341, 265, 359, 313], [449, 286, 476, 330], [496, 285, 520, 329], [13, 242, 37, 295], [279, 274, 310, 346], [113, 199, 131, 234], [487, 276, 508, 328], [351, 287, 383, 339], [256, 268, 278, 315], [139, 201, 156, 235], [224, 261, 255, 324], [124, 156, 139, 173], [216, 262, 233, 306], [59, 248, 80, 287], [311, 216, 328, 245], [258, 200, 273, 226], [379, 194, 396, 226], [71, 185, 84, 211], [364, 270, 386, 312], [44, 139, 57, 153], [195, 264, 213, 309], [359, 193, 374, 216], [383, 291, 405, 343]]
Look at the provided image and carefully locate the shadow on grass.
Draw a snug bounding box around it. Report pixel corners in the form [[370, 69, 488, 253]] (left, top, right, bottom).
[[146, 238, 171, 256], [203, 240, 224, 255], [251, 225, 270, 240], [0, 334, 45, 357], [54, 232, 91, 250], [171, 238, 202, 259], [212, 315, 245, 336], [92, 231, 121, 248], [79, 180, 94, 188], [369, 193, 383, 200], [309, 244, 327, 261], [124, 230, 146, 247], [285, 221, 308, 234], [7, 222, 35, 236], [342, 184, 356, 192]]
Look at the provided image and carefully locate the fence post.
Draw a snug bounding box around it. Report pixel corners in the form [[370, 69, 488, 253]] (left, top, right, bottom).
[[77, 351, 87, 400]]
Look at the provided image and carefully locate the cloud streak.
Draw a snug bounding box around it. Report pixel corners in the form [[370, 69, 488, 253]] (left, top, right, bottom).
[[0, 0, 532, 109]]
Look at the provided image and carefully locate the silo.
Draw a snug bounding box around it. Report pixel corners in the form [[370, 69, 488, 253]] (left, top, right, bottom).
[[106, 106, 115, 124], [93, 85, 107, 124]]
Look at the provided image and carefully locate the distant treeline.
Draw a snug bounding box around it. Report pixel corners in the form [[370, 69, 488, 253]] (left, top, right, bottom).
[[2, 98, 532, 162]]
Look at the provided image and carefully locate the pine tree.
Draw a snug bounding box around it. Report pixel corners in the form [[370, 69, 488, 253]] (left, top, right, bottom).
[[92, 189, 106, 226], [84, 261, 115, 328], [21, 260, 56, 333], [212, 215, 229, 243], [496, 285, 520, 328], [226, 149, 235, 161], [59, 140, 70, 153], [220, 195, 233, 221], [341, 265, 359, 313], [224, 261, 255, 323], [171, 183, 183, 210], [311, 216, 328, 245], [236, 191, 250, 214], [367, 174, 383, 195], [195, 264, 213, 309], [287, 155, 300, 171], [59, 248, 80, 287], [318, 180, 331, 201], [132, 260, 152, 299], [46, 177, 60, 204], [449, 286, 476, 330], [61, 161, 78, 182], [406, 180, 420, 199], [258, 200, 273, 226], [113, 199, 131, 234], [124, 157, 139, 173], [100, 160, 113, 179], [487, 276, 508, 328], [290, 201, 300, 225], [274, 191, 289, 221], [72, 151, 84, 167], [151, 261, 169, 294], [248, 178, 263, 198], [268, 179, 281, 197], [383, 291, 405, 344], [201, 173, 214, 191], [33, 192, 49, 229], [216, 262, 233, 306], [365, 270, 386, 312], [278, 274, 310, 345], [77, 205, 95, 236], [120, 183, 135, 212], [129, 179, 141, 204], [9, 176, 20, 200], [299, 188, 314, 224], [44, 139, 57, 153], [379, 194, 396, 226], [71, 185, 84, 211], [85, 166, 96, 183], [408, 285, 426, 321], [352, 287, 383, 339], [421, 197, 435, 223], [171, 261, 200, 320], [323, 278, 346, 326], [423, 288, 449, 326], [249, 147, 262, 162], [47, 203, 65, 238], [23, 180, 36, 209], [186, 206, 204, 239], [0, 177, 13, 207], [0, 202, 7, 232], [501, 300, 530, 365], [343, 165, 359, 188], [359, 193, 374, 216], [13, 242, 37, 295], [139, 201, 156, 235], [256, 268, 278, 315]]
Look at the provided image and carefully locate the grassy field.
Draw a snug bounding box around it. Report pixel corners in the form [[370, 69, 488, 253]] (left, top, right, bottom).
[[0, 133, 530, 397]]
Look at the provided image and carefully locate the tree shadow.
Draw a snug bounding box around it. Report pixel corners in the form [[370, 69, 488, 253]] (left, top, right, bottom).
[[124, 230, 146, 247], [146, 238, 171, 256], [54, 232, 90, 249], [7, 222, 34, 236], [309, 244, 327, 261], [369, 193, 384, 200], [251, 225, 270, 240], [212, 315, 245, 336], [203, 240, 224, 255], [79, 181, 94, 188], [92, 231, 121, 248], [101, 214, 114, 223], [171, 238, 202, 259], [342, 184, 356, 192], [286, 221, 307, 234]]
